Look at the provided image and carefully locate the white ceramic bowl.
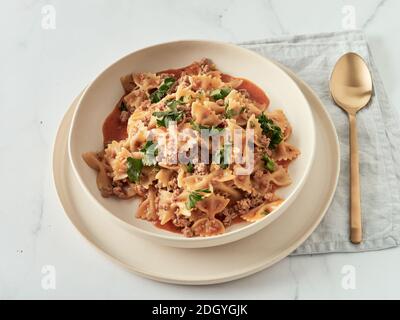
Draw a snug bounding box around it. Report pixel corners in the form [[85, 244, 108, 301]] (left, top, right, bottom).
[[68, 40, 316, 248]]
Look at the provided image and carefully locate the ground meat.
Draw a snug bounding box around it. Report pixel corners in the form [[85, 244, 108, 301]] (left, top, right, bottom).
[[255, 146, 266, 156], [220, 207, 237, 226], [179, 102, 191, 112], [263, 192, 276, 202], [182, 227, 194, 237], [169, 81, 179, 95], [174, 216, 194, 237], [241, 195, 264, 210], [252, 169, 273, 193], [112, 186, 125, 198], [179, 103, 192, 123], [248, 193, 277, 207], [97, 150, 106, 160], [112, 179, 124, 187], [120, 110, 130, 123], [220, 194, 267, 226], [235, 199, 253, 215], [199, 58, 215, 73], [194, 163, 209, 175], [138, 100, 151, 112], [112, 180, 146, 198], [173, 216, 191, 228], [141, 114, 151, 127], [239, 89, 250, 98], [253, 170, 264, 181], [100, 186, 113, 198], [259, 135, 270, 148], [183, 111, 192, 122]]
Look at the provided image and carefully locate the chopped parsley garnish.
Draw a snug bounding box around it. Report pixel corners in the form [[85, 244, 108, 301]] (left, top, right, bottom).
[[187, 162, 194, 173], [150, 77, 176, 103], [257, 113, 283, 149], [239, 107, 246, 114], [152, 101, 184, 127], [262, 154, 276, 172], [119, 100, 128, 112], [127, 157, 143, 183], [216, 148, 229, 169], [208, 126, 225, 136], [190, 121, 208, 132], [224, 106, 236, 119], [190, 120, 225, 136], [141, 141, 158, 166], [210, 87, 232, 101], [140, 141, 154, 153], [166, 96, 185, 109], [186, 189, 211, 210]]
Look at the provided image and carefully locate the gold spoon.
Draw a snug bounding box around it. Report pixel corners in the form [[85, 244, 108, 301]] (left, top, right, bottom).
[[330, 52, 373, 244]]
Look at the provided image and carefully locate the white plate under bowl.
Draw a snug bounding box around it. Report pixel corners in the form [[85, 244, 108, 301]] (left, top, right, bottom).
[[54, 68, 339, 285], [68, 40, 316, 248]]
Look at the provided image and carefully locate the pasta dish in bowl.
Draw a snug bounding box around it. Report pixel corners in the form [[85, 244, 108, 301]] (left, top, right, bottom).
[[69, 41, 315, 248], [83, 59, 299, 237]]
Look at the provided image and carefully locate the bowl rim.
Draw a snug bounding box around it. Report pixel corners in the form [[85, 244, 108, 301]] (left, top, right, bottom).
[[68, 39, 316, 245]]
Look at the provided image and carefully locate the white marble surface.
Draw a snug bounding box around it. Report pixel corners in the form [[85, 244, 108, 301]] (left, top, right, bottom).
[[1, 0, 400, 299]]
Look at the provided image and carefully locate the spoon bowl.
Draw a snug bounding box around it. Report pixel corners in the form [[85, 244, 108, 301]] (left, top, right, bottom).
[[330, 52, 373, 113]]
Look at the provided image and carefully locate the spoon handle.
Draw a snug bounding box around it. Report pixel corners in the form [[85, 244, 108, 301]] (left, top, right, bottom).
[[349, 113, 362, 244]]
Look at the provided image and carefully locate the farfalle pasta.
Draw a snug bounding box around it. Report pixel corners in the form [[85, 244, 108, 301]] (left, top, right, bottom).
[[83, 59, 300, 237]]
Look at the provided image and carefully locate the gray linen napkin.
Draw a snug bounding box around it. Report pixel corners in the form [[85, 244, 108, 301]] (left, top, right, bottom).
[[239, 30, 400, 254]]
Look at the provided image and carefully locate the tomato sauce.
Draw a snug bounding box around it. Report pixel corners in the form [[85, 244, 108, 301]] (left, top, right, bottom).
[[221, 73, 269, 106], [102, 65, 270, 145], [237, 78, 269, 106], [102, 99, 128, 145]]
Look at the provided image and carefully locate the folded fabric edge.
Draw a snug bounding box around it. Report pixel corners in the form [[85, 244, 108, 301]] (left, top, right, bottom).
[[290, 233, 400, 256], [237, 29, 365, 46]]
